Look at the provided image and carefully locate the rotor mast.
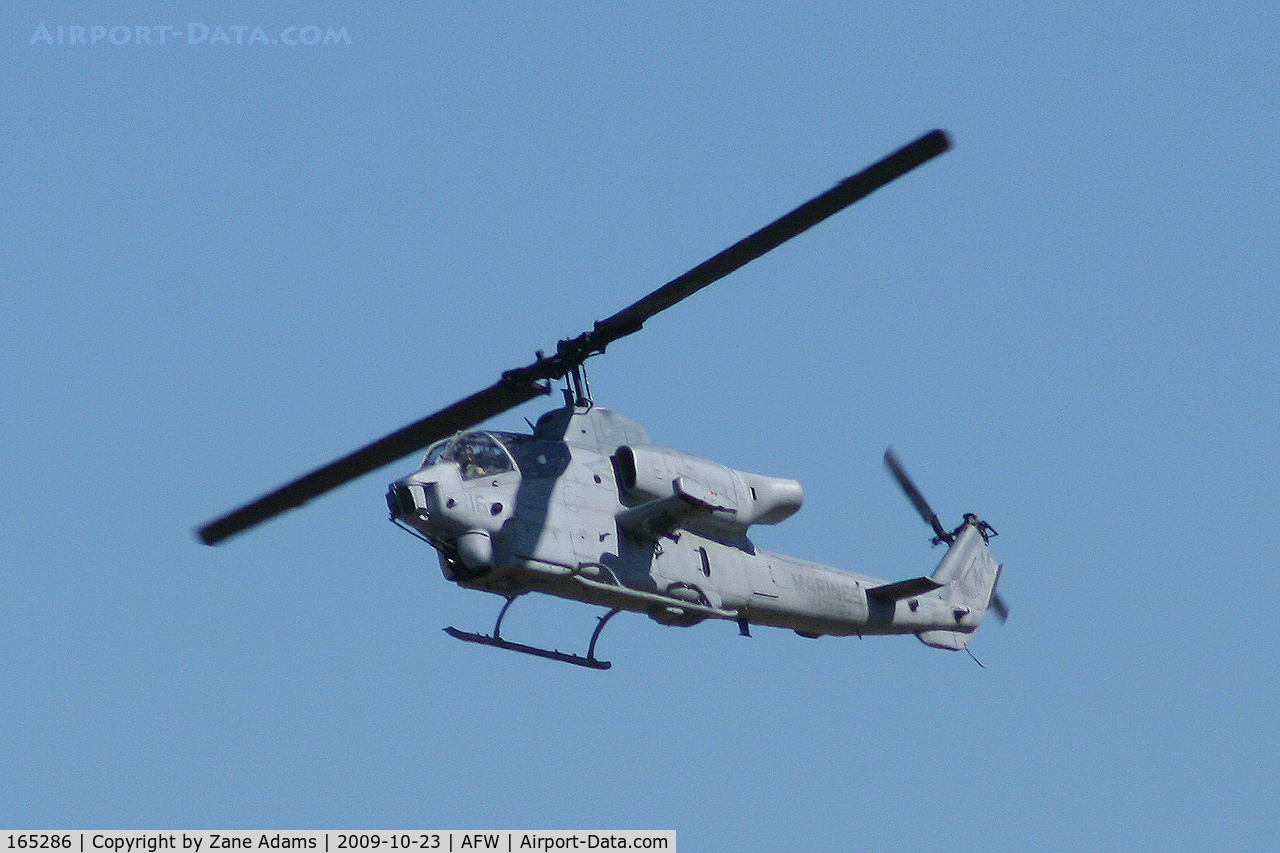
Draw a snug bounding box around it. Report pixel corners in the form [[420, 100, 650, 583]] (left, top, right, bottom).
[[569, 363, 593, 408]]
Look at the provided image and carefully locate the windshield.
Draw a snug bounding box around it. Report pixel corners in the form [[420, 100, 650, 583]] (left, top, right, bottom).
[[423, 431, 570, 480], [424, 432, 515, 480]]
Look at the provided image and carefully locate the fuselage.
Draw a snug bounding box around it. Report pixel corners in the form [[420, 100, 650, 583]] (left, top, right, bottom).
[[386, 405, 986, 640]]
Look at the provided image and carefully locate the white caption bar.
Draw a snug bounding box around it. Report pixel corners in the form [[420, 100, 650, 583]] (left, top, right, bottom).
[[1, 833, 675, 853]]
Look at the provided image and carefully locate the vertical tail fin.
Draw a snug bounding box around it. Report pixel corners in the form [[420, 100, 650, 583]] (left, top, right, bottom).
[[917, 519, 1001, 651]]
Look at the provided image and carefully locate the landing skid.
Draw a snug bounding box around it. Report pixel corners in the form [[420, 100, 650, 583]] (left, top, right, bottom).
[[445, 598, 621, 671]]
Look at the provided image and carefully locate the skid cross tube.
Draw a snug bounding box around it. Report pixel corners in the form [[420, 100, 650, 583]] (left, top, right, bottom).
[[444, 598, 622, 670]]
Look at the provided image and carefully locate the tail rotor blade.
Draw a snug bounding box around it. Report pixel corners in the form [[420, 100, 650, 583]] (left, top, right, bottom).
[[883, 448, 951, 544], [988, 563, 1009, 623], [990, 592, 1010, 624]]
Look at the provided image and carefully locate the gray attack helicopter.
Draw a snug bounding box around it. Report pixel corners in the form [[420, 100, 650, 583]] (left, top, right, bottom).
[[198, 129, 1007, 670]]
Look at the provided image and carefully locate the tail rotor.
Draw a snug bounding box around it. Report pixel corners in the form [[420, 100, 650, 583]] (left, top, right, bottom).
[[883, 448, 1009, 623]]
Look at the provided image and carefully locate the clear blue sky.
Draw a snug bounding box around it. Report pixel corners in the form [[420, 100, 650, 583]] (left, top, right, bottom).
[[4, 3, 1277, 849]]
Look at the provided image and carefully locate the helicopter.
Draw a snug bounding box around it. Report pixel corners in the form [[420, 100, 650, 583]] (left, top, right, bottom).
[[197, 129, 1007, 669]]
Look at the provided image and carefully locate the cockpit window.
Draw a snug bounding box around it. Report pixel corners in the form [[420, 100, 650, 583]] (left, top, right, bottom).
[[423, 431, 570, 480], [454, 433, 514, 479], [424, 439, 450, 467], [426, 432, 515, 480], [493, 432, 572, 479]]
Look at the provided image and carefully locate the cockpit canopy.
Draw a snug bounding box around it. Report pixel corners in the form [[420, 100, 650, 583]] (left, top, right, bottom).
[[425, 432, 514, 480], [424, 431, 571, 480]]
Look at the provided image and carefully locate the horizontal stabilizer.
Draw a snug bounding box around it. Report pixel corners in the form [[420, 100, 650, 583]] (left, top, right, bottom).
[[867, 576, 944, 603]]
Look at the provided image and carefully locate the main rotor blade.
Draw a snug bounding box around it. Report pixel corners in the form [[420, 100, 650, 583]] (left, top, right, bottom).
[[200, 131, 950, 545], [196, 377, 548, 545], [583, 130, 950, 352], [883, 448, 951, 544]]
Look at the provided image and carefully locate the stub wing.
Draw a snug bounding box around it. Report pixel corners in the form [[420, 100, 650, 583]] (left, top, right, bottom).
[[615, 476, 733, 539]]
